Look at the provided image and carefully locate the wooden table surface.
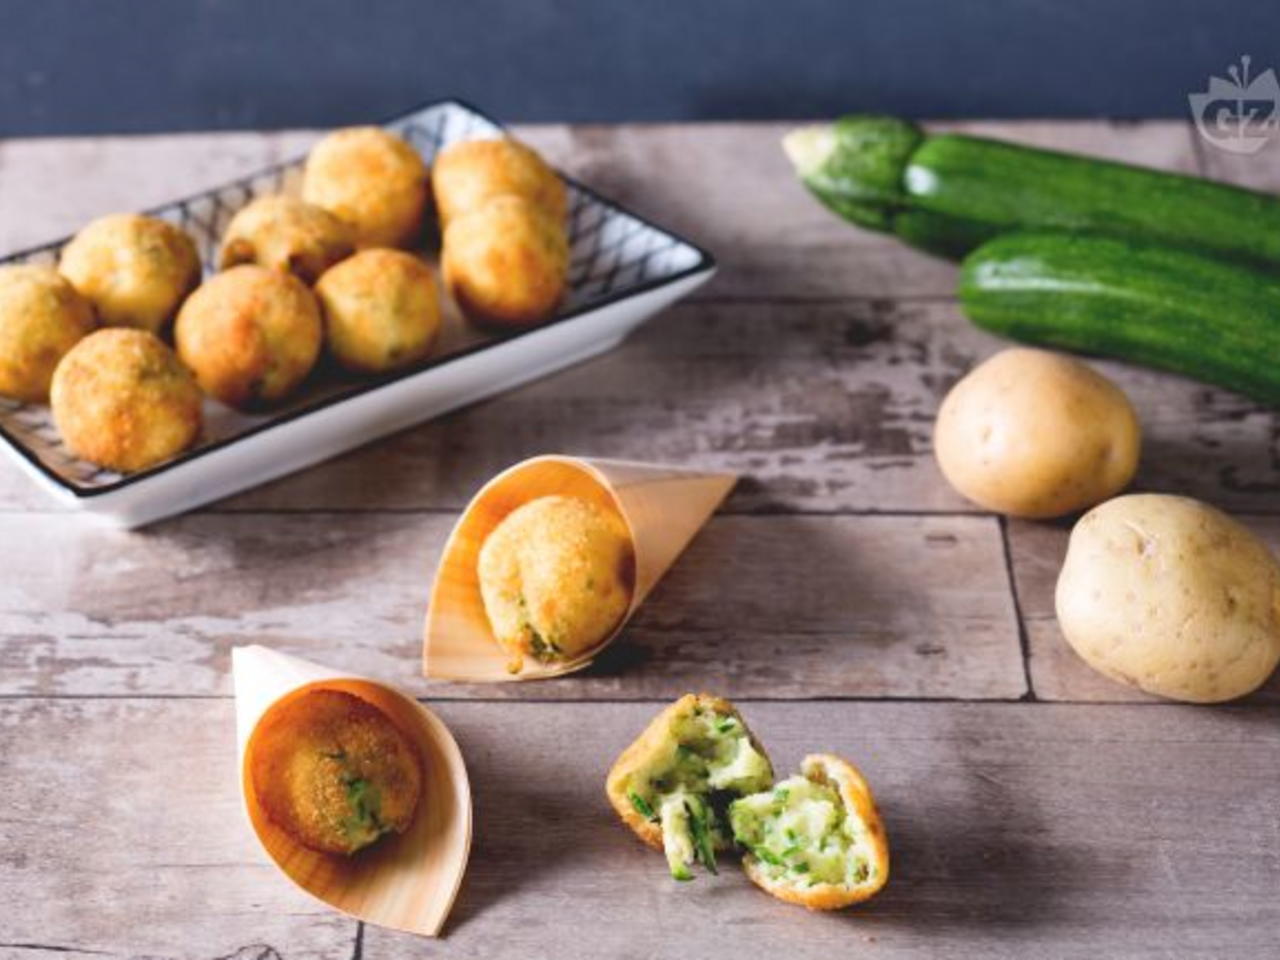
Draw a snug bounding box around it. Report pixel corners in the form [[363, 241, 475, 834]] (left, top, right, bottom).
[[2, 119, 1278, 960]]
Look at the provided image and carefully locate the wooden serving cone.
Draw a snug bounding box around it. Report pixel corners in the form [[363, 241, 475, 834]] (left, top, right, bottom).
[[422, 455, 736, 682], [232, 645, 472, 937]]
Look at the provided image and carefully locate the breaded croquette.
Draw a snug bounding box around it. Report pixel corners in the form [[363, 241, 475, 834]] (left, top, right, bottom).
[[50, 328, 202, 472], [175, 264, 322, 409], [477, 494, 634, 672], [219, 195, 355, 284], [250, 688, 422, 855], [0, 264, 96, 402], [302, 127, 428, 249], [59, 214, 200, 334]]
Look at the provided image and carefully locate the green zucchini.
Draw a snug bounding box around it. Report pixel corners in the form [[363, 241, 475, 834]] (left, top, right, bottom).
[[785, 115, 1280, 269], [959, 232, 1280, 404]]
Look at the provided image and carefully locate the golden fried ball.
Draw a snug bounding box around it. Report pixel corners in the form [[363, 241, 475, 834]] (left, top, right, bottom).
[[478, 494, 634, 672], [315, 248, 441, 374], [301, 127, 428, 249], [0, 265, 96, 401], [219, 195, 355, 284], [250, 688, 422, 856], [175, 265, 322, 409], [442, 194, 570, 328], [50, 328, 201, 473], [59, 214, 201, 334], [432, 136, 567, 226]]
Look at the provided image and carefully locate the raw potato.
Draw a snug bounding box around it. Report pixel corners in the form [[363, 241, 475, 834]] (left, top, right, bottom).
[[1056, 494, 1280, 703], [934, 348, 1140, 518]]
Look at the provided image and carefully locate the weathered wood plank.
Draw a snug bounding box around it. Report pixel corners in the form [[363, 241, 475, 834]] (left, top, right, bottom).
[[2, 121, 1257, 518], [6, 290, 1275, 516], [0, 698, 355, 960], [0, 130, 319, 255], [0, 511, 1025, 700], [4, 699, 1278, 960], [0, 297, 991, 514], [0, 120, 1196, 302], [1008, 515, 1280, 703]]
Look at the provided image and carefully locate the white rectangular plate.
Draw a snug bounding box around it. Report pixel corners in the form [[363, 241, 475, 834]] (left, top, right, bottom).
[[0, 99, 714, 526]]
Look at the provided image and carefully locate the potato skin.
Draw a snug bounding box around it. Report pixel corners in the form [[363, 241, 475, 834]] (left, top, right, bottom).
[[219, 195, 354, 284], [315, 249, 441, 374], [50, 328, 202, 473], [432, 137, 567, 226], [175, 265, 322, 409], [59, 214, 200, 334], [302, 127, 428, 249], [1056, 494, 1280, 703], [0, 265, 96, 401], [442, 194, 569, 328], [934, 348, 1140, 518]]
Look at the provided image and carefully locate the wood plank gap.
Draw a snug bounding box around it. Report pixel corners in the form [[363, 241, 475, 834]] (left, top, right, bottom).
[[2, 692, 1277, 710], [688, 292, 961, 306], [998, 514, 1037, 702]]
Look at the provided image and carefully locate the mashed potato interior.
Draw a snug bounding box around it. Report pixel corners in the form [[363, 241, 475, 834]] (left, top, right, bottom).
[[622, 707, 772, 879], [729, 775, 875, 889]]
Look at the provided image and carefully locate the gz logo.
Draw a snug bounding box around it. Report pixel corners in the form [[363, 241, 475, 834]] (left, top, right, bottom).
[[1189, 55, 1280, 154]]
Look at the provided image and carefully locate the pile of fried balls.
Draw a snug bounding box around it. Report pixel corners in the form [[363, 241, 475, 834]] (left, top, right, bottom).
[[0, 127, 570, 474]]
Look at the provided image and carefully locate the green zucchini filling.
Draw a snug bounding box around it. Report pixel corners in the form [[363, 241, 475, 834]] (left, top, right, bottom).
[[623, 707, 773, 880], [729, 775, 875, 889]]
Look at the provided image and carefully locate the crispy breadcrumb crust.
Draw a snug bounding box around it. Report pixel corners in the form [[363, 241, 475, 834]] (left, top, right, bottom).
[[249, 688, 423, 856], [50, 327, 201, 472], [431, 136, 567, 226], [741, 753, 890, 910]]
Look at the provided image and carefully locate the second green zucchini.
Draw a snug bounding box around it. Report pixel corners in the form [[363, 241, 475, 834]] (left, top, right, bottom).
[[959, 231, 1280, 405]]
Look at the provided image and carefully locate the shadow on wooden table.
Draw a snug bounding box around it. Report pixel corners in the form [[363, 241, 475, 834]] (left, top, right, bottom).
[[844, 730, 1135, 936]]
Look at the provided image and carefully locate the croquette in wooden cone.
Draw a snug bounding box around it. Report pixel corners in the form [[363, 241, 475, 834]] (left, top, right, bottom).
[[423, 455, 736, 681], [232, 645, 471, 937]]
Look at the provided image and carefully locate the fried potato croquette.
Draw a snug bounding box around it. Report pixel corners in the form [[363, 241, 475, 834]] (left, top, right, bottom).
[[219, 195, 355, 284], [50, 328, 201, 472], [442, 194, 569, 328], [432, 136, 567, 226], [606, 694, 774, 881], [0, 265, 96, 401], [315, 249, 441, 374], [730, 754, 890, 909], [175, 265, 322, 409], [478, 494, 634, 673], [59, 214, 200, 334], [302, 127, 428, 249], [250, 688, 422, 856]]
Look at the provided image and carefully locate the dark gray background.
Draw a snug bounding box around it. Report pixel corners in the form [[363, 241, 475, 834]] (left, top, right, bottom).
[[0, 0, 1274, 135]]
